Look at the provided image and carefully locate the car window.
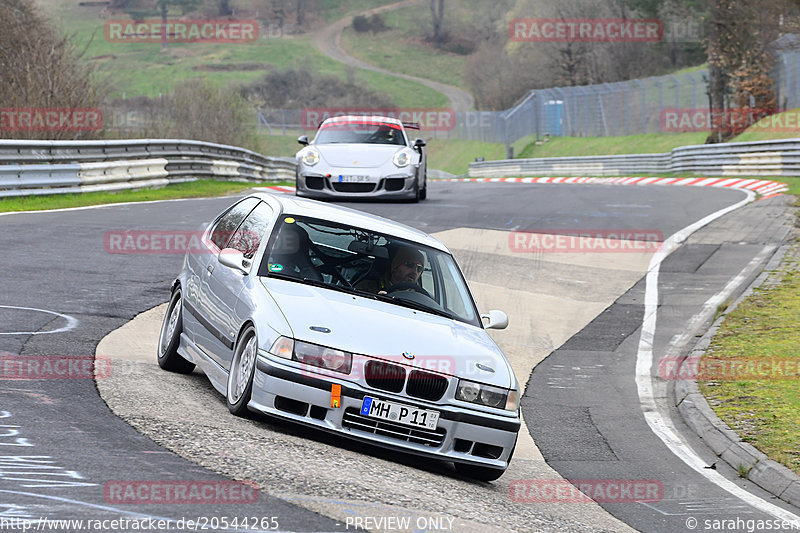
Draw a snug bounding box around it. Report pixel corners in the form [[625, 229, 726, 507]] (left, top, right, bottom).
[[208, 197, 260, 250], [433, 253, 477, 323], [227, 201, 273, 260], [314, 121, 406, 145], [259, 215, 481, 327]]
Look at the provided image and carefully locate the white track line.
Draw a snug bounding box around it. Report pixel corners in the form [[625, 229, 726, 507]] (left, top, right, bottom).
[[634, 188, 800, 522], [0, 305, 79, 335]]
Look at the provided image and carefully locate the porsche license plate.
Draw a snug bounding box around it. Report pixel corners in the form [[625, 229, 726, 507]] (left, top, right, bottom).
[[338, 175, 372, 183], [360, 397, 439, 430]]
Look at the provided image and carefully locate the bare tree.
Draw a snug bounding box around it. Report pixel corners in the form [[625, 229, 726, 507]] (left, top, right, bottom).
[[705, 0, 798, 142], [219, 0, 233, 16], [147, 79, 252, 147], [296, 0, 306, 27], [429, 0, 445, 42], [0, 0, 107, 139]]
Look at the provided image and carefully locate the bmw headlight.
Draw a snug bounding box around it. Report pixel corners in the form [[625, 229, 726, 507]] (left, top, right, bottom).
[[392, 150, 410, 168], [302, 149, 320, 166], [456, 380, 517, 411], [269, 337, 352, 374]]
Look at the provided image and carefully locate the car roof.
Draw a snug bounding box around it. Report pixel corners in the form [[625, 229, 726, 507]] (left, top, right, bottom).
[[320, 115, 404, 128], [253, 193, 449, 252]]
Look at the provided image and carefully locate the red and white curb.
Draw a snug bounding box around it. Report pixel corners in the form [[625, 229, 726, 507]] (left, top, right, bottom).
[[254, 178, 789, 198], [436, 176, 789, 198], [253, 185, 296, 194]]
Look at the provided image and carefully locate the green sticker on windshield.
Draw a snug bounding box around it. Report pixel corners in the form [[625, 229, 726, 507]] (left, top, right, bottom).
[[269, 263, 284, 272]]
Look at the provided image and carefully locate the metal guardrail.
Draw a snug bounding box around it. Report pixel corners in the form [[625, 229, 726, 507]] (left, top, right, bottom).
[[0, 139, 296, 197], [469, 138, 800, 178]]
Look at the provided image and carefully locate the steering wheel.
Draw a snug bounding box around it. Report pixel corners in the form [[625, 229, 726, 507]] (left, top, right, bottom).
[[385, 282, 432, 299]]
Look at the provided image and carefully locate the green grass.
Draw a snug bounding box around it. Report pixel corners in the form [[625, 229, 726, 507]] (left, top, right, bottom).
[[425, 138, 507, 175], [36, 1, 445, 106], [253, 133, 306, 157], [729, 108, 800, 143], [515, 133, 709, 158], [339, 10, 469, 90], [698, 252, 800, 476], [0, 179, 284, 213], [773, 178, 800, 196]]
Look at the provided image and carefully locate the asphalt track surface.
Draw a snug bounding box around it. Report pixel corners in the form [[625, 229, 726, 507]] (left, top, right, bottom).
[[0, 181, 797, 532]]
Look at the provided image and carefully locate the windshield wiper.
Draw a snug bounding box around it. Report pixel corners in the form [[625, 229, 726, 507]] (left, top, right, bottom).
[[374, 293, 456, 320], [266, 272, 354, 295]]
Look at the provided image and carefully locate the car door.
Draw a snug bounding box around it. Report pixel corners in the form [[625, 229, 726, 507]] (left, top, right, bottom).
[[190, 197, 260, 363], [201, 201, 273, 370]]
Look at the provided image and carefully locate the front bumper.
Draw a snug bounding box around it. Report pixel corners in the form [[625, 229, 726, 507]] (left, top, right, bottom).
[[296, 171, 418, 200], [251, 355, 519, 470]]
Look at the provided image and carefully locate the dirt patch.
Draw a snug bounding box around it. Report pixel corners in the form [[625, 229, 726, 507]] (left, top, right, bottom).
[[193, 63, 270, 72]]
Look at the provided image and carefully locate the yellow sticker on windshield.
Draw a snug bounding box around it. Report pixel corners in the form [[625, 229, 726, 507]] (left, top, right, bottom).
[[285, 217, 295, 224]]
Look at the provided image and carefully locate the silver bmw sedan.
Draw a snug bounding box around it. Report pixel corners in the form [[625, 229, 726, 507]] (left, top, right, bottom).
[[158, 192, 519, 481]]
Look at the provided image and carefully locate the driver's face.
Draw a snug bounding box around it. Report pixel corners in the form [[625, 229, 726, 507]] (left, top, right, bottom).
[[391, 259, 423, 285]]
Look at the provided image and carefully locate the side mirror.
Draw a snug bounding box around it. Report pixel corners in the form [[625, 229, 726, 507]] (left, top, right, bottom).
[[218, 248, 249, 274], [481, 310, 508, 330], [413, 138, 426, 151], [297, 135, 309, 146]]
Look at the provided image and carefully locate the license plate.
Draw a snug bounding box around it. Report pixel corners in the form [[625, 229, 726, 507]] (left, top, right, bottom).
[[337, 175, 372, 183], [360, 397, 439, 430]]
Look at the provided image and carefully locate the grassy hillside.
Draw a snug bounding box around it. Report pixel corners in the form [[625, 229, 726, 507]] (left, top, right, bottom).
[[516, 133, 709, 158], [729, 108, 800, 143], [34, 0, 446, 106], [339, 5, 476, 89]]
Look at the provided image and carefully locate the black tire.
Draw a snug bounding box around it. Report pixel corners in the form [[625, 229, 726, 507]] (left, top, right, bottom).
[[227, 325, 258, 417], [419, 184, 427, 200], [157, 289, 195, 374], [411, 180, 420, 203], [454, 462, 507, 482]]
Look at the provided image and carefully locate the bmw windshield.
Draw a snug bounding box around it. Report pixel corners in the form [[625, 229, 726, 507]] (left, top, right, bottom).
[[258, 215, 481, 327]]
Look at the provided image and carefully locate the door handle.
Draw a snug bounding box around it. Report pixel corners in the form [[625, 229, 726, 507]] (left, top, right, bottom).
[[206, 264, 214, 275]]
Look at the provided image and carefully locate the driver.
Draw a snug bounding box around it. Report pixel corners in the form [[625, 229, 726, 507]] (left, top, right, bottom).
[[357, 246, 425, 294]]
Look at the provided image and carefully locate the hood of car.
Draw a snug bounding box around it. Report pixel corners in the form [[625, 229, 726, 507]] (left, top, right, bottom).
[[261, 278, 514, 389], [315, 144, 404, 168]]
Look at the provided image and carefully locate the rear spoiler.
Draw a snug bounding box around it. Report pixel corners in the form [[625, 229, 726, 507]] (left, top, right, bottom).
[[402, 122, 421, 130]]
